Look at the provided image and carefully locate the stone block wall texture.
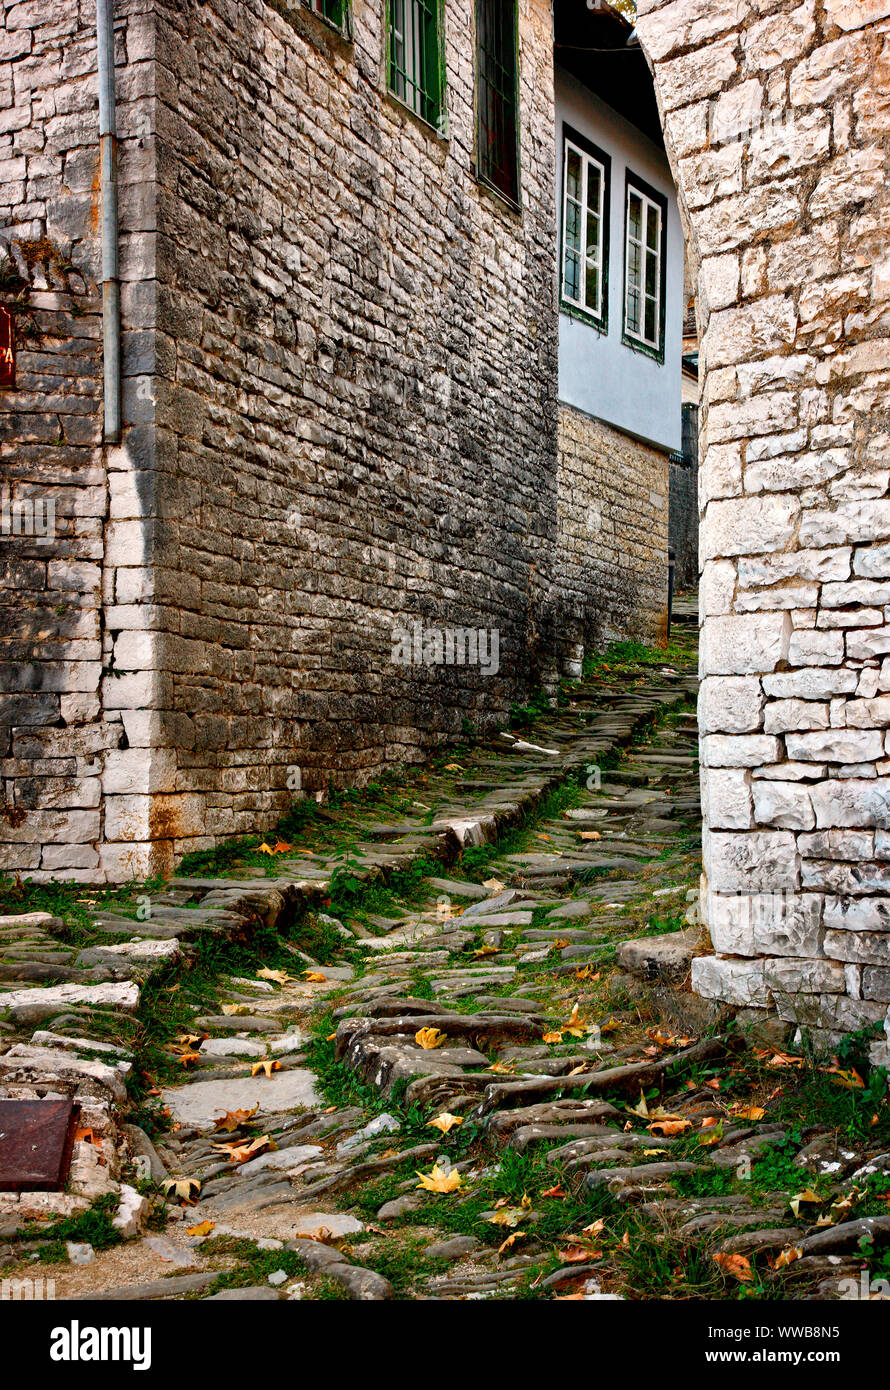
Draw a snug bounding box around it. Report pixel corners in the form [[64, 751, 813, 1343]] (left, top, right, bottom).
[[557, 404, 669, 659], [669, 454, 698, 591], [2, 0, 665, 882], [0, 0, 155, 882], [636, 0, 890, 1050]]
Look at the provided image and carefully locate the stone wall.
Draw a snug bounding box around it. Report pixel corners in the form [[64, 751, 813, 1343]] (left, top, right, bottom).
[[0, 0, 156, 882], [557, 404, 669, 657], [636, 0, 890, 1050]]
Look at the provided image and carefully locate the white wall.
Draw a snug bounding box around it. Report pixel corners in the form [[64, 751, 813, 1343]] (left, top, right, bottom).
[[555, 66, 683, 454]]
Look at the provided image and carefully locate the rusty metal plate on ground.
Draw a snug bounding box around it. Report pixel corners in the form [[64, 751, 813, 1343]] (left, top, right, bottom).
[[0, 1098, 80, 1191]]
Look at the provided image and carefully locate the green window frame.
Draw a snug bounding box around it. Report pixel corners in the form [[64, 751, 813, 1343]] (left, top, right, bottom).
[[475, 0, 519, 205], [559, 124, 610, 331], [307, 0, 348, 32], [623, 170, 668, 363], [388, 0, 445, 132]]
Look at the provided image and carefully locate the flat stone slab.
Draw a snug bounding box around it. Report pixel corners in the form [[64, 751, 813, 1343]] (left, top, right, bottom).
[[546, 901, 593, 921], [291, 1211, 364, 1239], [0, 981, 140, 1024], [199, 1038, 267, 1058], [616, 928, 701, 983], [194, 1015, 279, 1033], [237, 1143, 322, 1176], [161, 1070, 321, 1130]]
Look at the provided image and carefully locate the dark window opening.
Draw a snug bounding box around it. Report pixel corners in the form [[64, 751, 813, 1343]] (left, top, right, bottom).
[[476, 0, 519, 204]]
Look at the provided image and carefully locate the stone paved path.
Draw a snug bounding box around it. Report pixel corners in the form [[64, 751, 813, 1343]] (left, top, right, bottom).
[[4, 603, 890, 1300]]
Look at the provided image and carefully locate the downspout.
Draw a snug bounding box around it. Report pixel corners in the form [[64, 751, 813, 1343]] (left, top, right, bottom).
[[96, 0, 121, 443]]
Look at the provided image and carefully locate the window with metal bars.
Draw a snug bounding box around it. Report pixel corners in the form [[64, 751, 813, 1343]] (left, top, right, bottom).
[[476, 0, 519, 204], [307, 0, 347, 31], [388, 0, 445, 131], [560, 125, 610, 330], [623, 172, 668, 360]]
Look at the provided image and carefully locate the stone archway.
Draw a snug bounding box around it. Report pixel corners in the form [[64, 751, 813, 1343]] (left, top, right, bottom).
[[634, 0, 890, 1053]]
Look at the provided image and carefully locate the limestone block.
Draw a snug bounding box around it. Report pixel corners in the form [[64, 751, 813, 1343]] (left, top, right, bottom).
[[763, 699, 830, 733], [706, 889, 823, 958], [703, 768, 753, 830], [699, 676, 764, 734], [824, 931, 890, 967], [753, 780, 816, 830], [764, 957, 846, 995], [786, 730, 884, 763], [692, 955, 770, 1007], [788, 630, 844, 665], [811, 775, 890, 836], [705, 829, 799, 892], [763, 668, 859, 699], [703, 734, 782, 768], [825, 0, 890, 28], [701, 613, 790, 676], [702, 495, 799, 559]]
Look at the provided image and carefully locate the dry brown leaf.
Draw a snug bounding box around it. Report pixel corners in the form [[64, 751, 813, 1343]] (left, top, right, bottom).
[[257, 967, 293, 985], [714, 1252, 753, 1282]]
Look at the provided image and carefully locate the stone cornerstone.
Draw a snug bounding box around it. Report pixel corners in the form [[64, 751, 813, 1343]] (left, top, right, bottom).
[[635, 0, 890, 1050]]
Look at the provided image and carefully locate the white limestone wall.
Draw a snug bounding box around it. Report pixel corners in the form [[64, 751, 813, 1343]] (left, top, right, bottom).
[[636, 0, 890, 1052]]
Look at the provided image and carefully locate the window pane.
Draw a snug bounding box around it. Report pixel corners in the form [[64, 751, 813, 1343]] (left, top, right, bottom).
[[585, 259, 599, 313], [645, 295, 657, 344], [646, 202, 659, 251], [565, 197, 581, 254], [645, 246, 658, 298], [390, 0, 442, 128], [628, 192, 642, 243], [565, 147, 581, 204], [588, 162, 601, 218], [477, 0, 519, 202], [564, 249, 580, 302]]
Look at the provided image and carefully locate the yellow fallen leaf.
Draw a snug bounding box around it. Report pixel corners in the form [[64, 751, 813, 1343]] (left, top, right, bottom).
[[258, 967, 293, 985], [213, 1105, 259, 1132], [428, 1112, 463, 1134], [186, 1220, 215, 1237], [732, 1105, 766, 1122], [177, 1033, 204, 1049], [823, 1066, 865, 1090], [543, 1031, 564, 1044], [487, 1061, 515, 1074], [771, 1246, 802, 1270], [487, 1206, 529, 1228], [304, 971, 327, 983], [178, 1051, 202, 1068], [627, 1093, 650, 1119], [415, 1027, 447, 1050], [582, 1219, 605, 1238], [222, 1004, 251, 1017], [472, 946, 500, 958], [578, 831, 602, 841], [482, 879, 505, 892], [416, 1164, 463, 1193], [251, 1059, 282, 1078], [498, 1231, 527, 1256], [258, 842, 276, 855], [444, 763, 464, 772]]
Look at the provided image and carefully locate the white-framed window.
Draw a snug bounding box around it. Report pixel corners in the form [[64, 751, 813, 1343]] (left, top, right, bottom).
[[624, 179, 665, 353], [561, 136, 607, 324]]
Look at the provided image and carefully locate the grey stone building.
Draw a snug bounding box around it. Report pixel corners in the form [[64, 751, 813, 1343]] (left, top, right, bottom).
[[0, 0, 680, 883]]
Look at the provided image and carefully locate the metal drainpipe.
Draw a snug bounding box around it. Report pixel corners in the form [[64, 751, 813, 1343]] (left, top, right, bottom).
[[96, 0, 121, 444]]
